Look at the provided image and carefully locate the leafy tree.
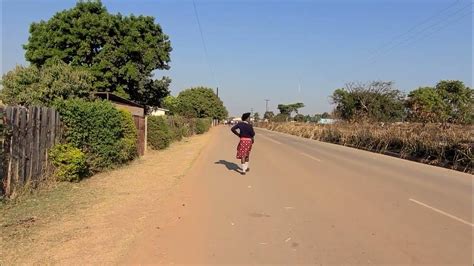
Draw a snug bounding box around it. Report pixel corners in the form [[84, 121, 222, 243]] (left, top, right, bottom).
[[161, 95, 180, 115], [23, 0, 172, 107], [277, 104, 292, 115], [0, 60, 94, 106], [294, 114, 305, 122], [272, 113, 290, 122], [331, 81, 406, 122], [435, 80, 473, 124], [277, 103, 305, 116], [406, 87, 447, 123], [264, 111, 275, 120], [253, 112, 260, 121], [175, 87, 228, 120]]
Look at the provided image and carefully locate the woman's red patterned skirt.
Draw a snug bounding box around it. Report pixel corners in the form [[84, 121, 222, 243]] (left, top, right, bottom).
[[236, 138, 253, 159]]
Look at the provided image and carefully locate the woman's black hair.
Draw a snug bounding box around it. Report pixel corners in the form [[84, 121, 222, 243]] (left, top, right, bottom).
[[241, 112, 251, 121]]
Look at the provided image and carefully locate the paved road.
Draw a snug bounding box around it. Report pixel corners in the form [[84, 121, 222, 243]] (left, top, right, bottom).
[[125, 126, 473, 265]]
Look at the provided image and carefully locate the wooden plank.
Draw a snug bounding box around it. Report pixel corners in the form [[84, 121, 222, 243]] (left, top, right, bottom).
[[25, 107, 35, 183], [33, 107, 41, 181], [38, 107, 48, 180], [49, 109, 56, 148], [10, 107, 19, 194], [55, 111, 62, 143], [3, 106, 13, 196], [17, 108, 27, 186]]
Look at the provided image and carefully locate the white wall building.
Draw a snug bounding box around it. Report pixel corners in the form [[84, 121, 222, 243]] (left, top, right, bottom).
[[150, 108, 169, 116]]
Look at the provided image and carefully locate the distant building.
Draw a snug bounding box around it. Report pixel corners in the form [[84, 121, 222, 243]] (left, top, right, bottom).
[[150, 107, 169, 116], [93, 92, 145, 117], [318, 118, 338, 125]]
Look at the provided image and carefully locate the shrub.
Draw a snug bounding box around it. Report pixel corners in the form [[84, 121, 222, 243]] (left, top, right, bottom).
[[148, 116, 172, 150], [196, 118, 211, 134], [166, 116, 188, 141], [54, 99, 137, 172], [118, 110, 138, 162], [0, 60, 94, 106], [49, 144, 88, 182], [256, 122, 473, 173]]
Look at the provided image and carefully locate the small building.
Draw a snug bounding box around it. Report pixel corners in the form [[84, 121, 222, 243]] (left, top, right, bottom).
[[150, 107, 169, 116], [93, 92, 145, 117], [93, 92, 147, 156]]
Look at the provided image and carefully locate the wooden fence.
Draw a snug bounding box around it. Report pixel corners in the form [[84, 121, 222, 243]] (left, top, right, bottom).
[[1, 106, 62, 197], [133, 115, 146, 156]]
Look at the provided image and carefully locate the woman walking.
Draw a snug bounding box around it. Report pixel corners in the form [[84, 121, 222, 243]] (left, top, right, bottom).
[[231, 113, 255, 175]]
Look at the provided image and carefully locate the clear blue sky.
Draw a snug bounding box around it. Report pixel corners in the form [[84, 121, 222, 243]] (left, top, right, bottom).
[[1, 0, 472, 116]]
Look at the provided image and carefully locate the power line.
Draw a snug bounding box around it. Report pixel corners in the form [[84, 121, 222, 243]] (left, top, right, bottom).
[[192, 0, 219, 89], [400, 11, 473, 50], [368, 0, 462, 57], [368, 2, 473, 64]]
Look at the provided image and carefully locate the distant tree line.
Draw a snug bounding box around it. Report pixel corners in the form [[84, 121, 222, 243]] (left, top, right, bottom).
[[332, 80, 472, 124]]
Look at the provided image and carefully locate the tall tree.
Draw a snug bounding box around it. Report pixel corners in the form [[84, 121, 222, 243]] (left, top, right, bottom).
[[263, 111, 275, 120], [23, 0, 172, 107], [331, 81, 406, 122], [277, 103, 305, 116], [435, 80, 473, 124], [406, 87, 447, 123], [175, 87, 228, 120]]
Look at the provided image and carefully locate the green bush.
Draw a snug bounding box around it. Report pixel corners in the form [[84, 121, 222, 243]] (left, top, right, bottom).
[[195, 118, 211, 134], [54, 99, 137, 172], [118, 110, 138, 162], [166, 116, 187, 141], [49, 144, 88, 182], [148, 116, 172, 150]]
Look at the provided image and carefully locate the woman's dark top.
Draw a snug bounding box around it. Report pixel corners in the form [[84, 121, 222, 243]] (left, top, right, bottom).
[[231, 122, 255, 139]]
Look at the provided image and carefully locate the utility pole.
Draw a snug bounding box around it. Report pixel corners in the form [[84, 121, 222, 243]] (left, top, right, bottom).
[[264, 99, 270, 113], [216, 87, 219, 97]]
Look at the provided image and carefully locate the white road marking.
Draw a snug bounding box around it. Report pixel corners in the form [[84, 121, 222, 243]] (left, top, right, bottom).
[[259, 242, 268, 245], [259, 134, 282, 145], [409, 198, 474, 227], [300, 152, 322, 162], [284, 206, 294, 210], [285, 237, 292, 242]]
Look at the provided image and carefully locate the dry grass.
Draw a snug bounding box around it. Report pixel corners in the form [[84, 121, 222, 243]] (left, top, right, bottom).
[[257, 122, 473, 173]]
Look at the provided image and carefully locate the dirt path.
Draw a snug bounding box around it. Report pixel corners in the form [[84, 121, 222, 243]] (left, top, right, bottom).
[[0, 129, 214, 264]]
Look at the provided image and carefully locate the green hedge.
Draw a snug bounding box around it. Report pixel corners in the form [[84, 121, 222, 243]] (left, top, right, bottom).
[[54, 99, 138, 173], [147, 116, 212, 150], [196, 118, 211, 134], [148, 116, 172, 150]]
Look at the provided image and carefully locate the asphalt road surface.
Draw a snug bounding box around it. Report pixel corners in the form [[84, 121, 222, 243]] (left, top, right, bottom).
[[125, 126, 473, 265]]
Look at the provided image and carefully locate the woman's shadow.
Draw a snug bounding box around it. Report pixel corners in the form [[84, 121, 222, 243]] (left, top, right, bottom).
[[214, 160, 241, 173]]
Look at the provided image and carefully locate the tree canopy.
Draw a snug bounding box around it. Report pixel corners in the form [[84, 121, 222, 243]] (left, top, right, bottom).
[[332, 81, 406, 122], [435, 80, 473, 124], [23, 0, 172, 107], [174, 87, 228, 120], [406, 87, 447, 123], [277, 103, 305, 116], [263, 111, 275, 120], [0, 60, 94, 106]]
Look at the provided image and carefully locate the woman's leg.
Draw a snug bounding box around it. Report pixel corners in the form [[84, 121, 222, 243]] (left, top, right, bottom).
[[241, 157, 247, 173]]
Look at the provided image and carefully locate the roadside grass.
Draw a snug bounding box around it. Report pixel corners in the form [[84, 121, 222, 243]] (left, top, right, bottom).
[[0, 180, 100, 247], [257, 122, 473, 173]]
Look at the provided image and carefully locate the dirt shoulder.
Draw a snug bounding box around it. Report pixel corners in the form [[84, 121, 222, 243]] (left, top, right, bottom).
[[0, 129, 213, 264]]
